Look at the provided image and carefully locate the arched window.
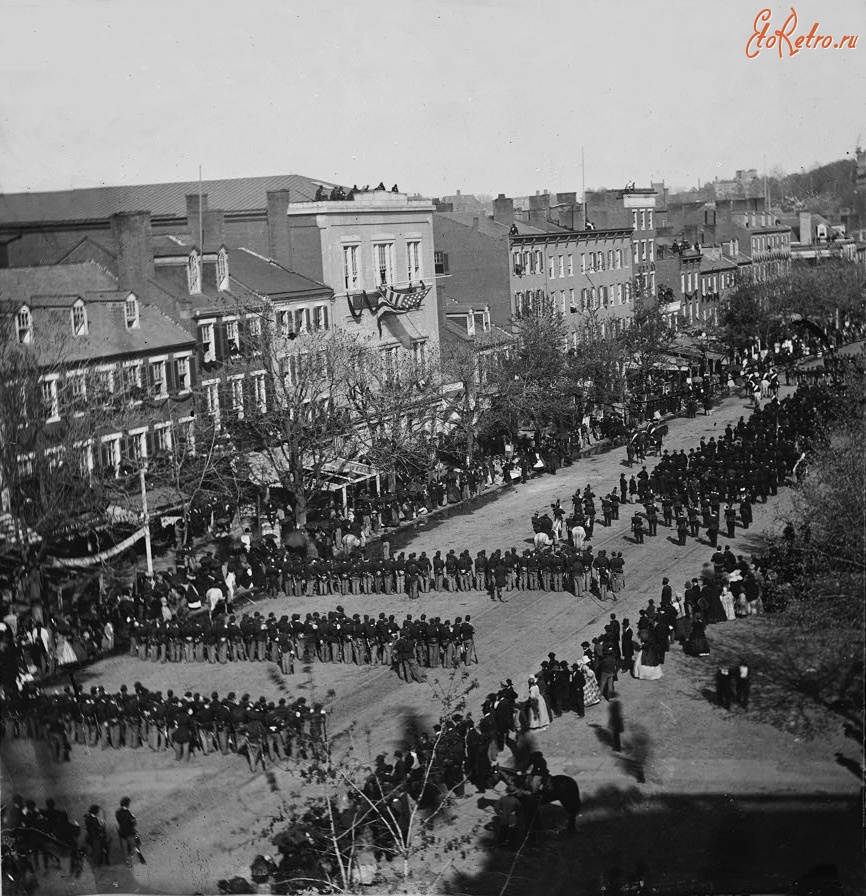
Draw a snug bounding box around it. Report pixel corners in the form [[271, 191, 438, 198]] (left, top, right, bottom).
[[71, 299, 88, 336], [16, 305, 32, 343], [217, 248, 229, 291], [125, 294, 140, 329], [187, 250, 201, 294]]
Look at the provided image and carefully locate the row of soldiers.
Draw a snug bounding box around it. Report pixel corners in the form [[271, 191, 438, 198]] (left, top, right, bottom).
[[126, 608, 478, 672], [3, 683, 328, 771]]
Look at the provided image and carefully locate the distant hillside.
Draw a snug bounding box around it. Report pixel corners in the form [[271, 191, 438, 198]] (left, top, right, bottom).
[[770, 158, 858, 217]]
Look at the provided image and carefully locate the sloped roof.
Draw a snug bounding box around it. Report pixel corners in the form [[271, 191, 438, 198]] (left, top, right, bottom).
[[0, 173, 337, 225], [228, 248, 331, 298], [0, 263, 194, 365], [151, 246, 332, 313], [699, 254, 737, 273], [436, 211, 510, 241], [0, 262, 118, 297]]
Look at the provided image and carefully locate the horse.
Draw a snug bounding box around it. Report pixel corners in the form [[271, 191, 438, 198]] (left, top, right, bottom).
[[493, 767, 581, 833]]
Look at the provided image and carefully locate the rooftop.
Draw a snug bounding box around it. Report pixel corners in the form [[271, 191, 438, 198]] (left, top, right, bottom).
[[0, 263, 194, 364], [0, 173, 336, 225]]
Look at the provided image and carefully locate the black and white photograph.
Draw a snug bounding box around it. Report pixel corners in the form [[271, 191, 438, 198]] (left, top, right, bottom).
[[1, 1, 864, 894]]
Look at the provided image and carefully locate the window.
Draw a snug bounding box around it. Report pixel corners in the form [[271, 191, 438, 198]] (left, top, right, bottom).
[[68, 371, 86, 408], [125, 431, 146, 465], [624, 282, 631, 303], [125, 295, 139, 329], [231, 378, 244, 418], [558, 255, 564, 277], [16, 306, 32, 343], [633, 241, 639, 266], [71, 300, 87, 336], [607, 250, 613, 269], [597, 251, 604, 271], [294, 307, 310, 333], [373, 242, 394, 286], [681, 272, 686, 293], [225, 319, 240, 355], [247, 314, 262, 340], [648, 239, 654, 261], [601, 286, 609, 308], [580, 288, 589, 311], [587, 253, 595, 273], [534, 249, 542, 273], [511, 251, 521, 274], [567, 254, 573, 276], [94, 367, 114, 398], [198, 322, 215, 362], [560, 290, 566, 312], [617, 284, 623, 304], [217, 248, 229, 290], [548, 255, 555, 278], [148, 360, 167, 397], [590, 287, 597, 308], [312, 305, 330, 331], [647, 209, 653, 230], [616, 248, 623, 269], [701, 277, 707, 297], [632, 210, 638, 230], [41, 377, 59, 420], [174, 356, 190, 392], [253, 373, 267, 413], [154, 425, 172, 454], [641, 240, 647, 262], [204, 381, 220, 421], [412, 341, 427, 375], [514, 291, 523, 315], [407, 241, 422, 282], [122, 362, 142, 396], [569, 287, 575, 309], [640, 209, 646, 230], [580, 253, 586, 273], [712, 274, 718, 292], [522, 250, 531, 272], [187, 252, 201, 294], [100, 436, 121, 473], [343, 245, 360, 290], [381, 345, 400, 382]]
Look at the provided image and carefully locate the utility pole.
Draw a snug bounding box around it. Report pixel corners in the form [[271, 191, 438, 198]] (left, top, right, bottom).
[[581, 146, 586, 227], [140, 466, 154, 578]]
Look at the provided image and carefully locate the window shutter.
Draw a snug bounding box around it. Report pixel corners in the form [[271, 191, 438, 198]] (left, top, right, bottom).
[[166, 358, 177, 395], [442, 253, 449, 274], [214, 322, 228, 362], [239, 318, 250, 357], [145, 430, 155, 460]]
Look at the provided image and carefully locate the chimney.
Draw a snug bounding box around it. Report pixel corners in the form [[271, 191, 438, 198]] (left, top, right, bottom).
[[799, 211, 812, 245], [202, 210, 225, 251], [110, 211, 155, 295], [267, 190, 293, 268], [493, 193, 514, 226], [528, 193, 550, 227], [186, 193, 209, 246]]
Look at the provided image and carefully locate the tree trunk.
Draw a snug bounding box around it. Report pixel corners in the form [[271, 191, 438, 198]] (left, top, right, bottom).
[[294, 486, 308, 529]]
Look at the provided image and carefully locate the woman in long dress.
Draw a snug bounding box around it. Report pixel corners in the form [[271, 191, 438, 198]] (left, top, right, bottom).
[[526, 677, 551, 731], [580, 659, 602, 706], [54, 631, 78, 666], [720, 585, 736, 621], [684, 617, 711, 656], [633, 636, 664, 680]]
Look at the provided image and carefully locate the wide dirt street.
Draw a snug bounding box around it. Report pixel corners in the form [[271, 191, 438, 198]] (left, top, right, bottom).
[[3, 388, 863, 895]]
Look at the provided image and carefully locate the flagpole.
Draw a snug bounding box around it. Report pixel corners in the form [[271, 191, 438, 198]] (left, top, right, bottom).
[[198, 165, 204, 250]]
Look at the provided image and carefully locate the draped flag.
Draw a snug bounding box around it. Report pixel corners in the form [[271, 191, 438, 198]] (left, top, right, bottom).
[[375, 281, 430, 315]]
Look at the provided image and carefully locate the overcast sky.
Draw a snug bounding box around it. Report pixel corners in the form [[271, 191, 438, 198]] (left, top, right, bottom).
[[0, 0, 863, 198]]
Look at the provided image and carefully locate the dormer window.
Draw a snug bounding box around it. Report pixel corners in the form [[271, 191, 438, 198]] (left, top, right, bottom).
[[217, 248, 229, 291], [16, 305, 32, 343], [71, 299, 88, 336], [125, 295, 140, 329], [188, 250, 201, 295]]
